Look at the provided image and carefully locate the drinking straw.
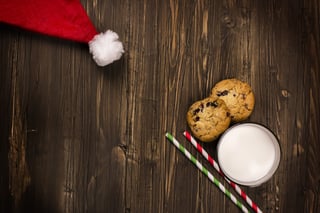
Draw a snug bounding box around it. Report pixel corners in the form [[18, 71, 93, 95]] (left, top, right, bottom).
[[165, 132, 250, 213], [183, 130, 262, 213]]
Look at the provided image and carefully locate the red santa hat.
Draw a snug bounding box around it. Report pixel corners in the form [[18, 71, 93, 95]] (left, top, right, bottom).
[[0, 0, 124, 66]]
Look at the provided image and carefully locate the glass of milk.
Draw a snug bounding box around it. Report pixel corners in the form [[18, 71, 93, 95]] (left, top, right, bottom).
[[217, 123, 281, 187]]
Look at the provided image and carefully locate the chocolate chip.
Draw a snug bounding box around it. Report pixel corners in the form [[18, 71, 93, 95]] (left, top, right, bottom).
[[206, 102, 211, 107], [193, 108, 200, 115], [200, 103, 204, 112], [194, 116, 200, 122], [226, 112, 230, 117], [217, 90, 229, 96], [212, 101, 218, 107]]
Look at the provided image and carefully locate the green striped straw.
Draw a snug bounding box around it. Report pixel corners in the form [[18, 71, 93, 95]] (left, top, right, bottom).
[[166, 132, 250, 213]]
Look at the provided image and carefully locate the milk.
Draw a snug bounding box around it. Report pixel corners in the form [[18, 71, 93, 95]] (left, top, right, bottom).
[[217, 123, 280, 186]]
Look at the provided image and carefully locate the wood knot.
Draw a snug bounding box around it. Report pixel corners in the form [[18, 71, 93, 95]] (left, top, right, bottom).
[[221, 13, 235, 28]]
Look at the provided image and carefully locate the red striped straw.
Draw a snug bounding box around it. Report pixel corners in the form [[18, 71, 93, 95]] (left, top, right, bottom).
[[184, 130, 263, 213]]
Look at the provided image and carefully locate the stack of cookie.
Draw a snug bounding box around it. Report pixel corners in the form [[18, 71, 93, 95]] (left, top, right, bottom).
[[186, 78, 255, 142]]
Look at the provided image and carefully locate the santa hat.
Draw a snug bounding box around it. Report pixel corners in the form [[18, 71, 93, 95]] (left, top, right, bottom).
[[0, 0, 124, 66]]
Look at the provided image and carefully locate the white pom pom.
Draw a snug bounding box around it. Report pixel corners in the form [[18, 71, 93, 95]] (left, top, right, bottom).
[[89, 30, 124, 66]]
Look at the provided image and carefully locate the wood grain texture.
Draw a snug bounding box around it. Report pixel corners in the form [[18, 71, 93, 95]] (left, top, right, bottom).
[[0, 0, 319, 212]]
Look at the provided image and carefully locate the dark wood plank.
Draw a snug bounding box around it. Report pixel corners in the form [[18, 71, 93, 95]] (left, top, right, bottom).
[[0, 24, 15, 213], [303, 0, 320, 212], [0, 0, 319, 212]]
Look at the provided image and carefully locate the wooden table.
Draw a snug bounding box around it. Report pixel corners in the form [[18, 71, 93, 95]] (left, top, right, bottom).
[[1, 0, 319, 212]]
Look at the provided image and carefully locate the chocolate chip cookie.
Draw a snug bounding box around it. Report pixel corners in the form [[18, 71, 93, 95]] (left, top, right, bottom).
[[211, 78, 255, 122], [186, 97, 231, 142]]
